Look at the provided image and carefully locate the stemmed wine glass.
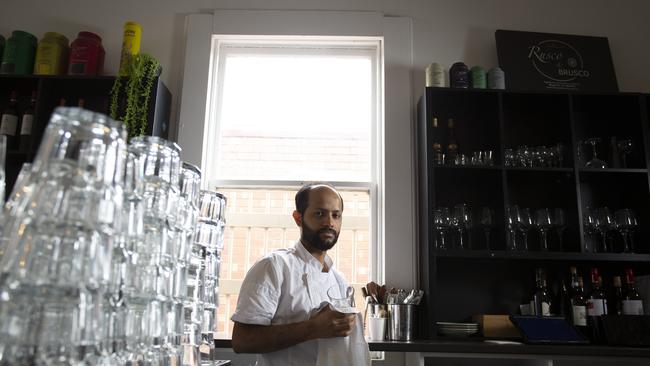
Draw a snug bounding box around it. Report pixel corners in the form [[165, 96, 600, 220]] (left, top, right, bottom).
[[452, 204, 472, 250], [534, 208, 553, 251], [595, 207, 616, 253], [554, 208, 567, 252], [584, 138, 608, 169], [505, 206, 518, 251], [617, 139, 634, 168], [615, 209, 637, 253], [583, 207, 598, 253], [433, 207, 451, 250], [516, 207, 533, 251], [479, 207, 494, 250]]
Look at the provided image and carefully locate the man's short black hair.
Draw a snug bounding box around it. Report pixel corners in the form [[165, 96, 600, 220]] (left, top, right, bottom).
[[295, 182, 344, 216]]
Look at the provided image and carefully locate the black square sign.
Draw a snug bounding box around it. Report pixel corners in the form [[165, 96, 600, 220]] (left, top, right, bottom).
[[495, 29, 618, 92]]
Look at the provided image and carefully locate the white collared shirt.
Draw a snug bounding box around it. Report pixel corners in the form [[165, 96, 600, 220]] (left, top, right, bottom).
[[231, 241, 350, 366]]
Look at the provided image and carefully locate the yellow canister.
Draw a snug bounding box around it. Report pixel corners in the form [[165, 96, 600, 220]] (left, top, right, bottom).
[[34, 32, 69, 75], [118, 21, 142, 76]]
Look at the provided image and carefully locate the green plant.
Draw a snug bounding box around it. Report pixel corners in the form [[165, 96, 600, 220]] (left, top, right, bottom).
[[109, 53, 161, 139]]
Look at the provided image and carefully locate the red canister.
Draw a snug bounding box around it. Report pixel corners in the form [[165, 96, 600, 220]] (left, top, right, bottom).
[[68, 31, 105, 75]]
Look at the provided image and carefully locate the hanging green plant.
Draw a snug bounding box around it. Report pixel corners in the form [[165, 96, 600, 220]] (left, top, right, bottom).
[[109, 53, 161, 139]]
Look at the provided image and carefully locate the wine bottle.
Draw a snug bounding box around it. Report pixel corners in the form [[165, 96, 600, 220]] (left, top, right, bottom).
[[557, 279, 572, 319], [587, 269, 608, 316], [0, 91, 19, 150], [432, 117, 443, 165], [571, 276, 587, 327], [622, 268, 644, 315], [530, 268, 552, 316], [19, 90, 36, 152], [447, 118, 458, 162], [611, 275, 624, 315], [77, 98, 85, 108]]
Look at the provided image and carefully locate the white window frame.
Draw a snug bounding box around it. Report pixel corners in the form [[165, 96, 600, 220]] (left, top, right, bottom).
[[177, 9, 415, 301]]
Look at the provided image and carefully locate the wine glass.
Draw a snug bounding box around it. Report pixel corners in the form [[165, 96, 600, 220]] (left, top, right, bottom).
[[452, 204, 472, 250], [534, 208, 553, 251], [615, 209, 637, 253], [433, 208, 450, 250], [516, 207, 533, 251], [584, 138, 608, 169], [479, 207, 494, 250], [583, 207, 598, 253], [505, 206, 518, 251], [617, 139, 634, 168], [553, 208, 567, 252], [595, 207, 616, 253]]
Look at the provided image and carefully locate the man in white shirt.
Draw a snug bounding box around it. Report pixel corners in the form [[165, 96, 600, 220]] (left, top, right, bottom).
[[231, 183, 370, 365]]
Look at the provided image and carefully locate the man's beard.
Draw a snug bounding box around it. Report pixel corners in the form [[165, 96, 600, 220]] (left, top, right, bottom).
[[301, 222, 339, 251]]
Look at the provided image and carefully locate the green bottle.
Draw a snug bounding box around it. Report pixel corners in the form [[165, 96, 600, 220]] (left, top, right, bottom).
[[1, 30, 37, 75], [0, 35, 5, 65]]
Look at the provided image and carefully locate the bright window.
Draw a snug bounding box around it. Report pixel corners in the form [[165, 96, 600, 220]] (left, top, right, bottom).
[[204, 36, 382, 338]]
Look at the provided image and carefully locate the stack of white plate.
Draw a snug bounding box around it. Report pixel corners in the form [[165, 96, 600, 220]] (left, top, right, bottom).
[[436, 322, 479, 337]]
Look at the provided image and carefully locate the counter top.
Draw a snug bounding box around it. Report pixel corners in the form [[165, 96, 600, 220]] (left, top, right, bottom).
[[368, 339, 650, 358]]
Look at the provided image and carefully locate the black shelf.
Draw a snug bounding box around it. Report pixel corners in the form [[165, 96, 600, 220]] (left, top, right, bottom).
[[434, 250, 650, 262], [0, 74, 171, 196], [418, 87, 650, 340]]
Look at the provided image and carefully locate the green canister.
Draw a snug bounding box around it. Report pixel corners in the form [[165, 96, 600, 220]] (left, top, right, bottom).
[[470, 66, 486, 89], [1, 30, 37, 74], [34, 32, 69, 75]]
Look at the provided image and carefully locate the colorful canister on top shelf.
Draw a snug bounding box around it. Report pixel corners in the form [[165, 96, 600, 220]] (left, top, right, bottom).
[[1, 30, 37, 75], [425, 62, 445, 87], [449, 62, 469, 89], [119, 21, 142, 76], [488, 67, 506, 89], [68, 31, 105, 76], [34, 32, 69, 75], [470, 66, 486, 89]]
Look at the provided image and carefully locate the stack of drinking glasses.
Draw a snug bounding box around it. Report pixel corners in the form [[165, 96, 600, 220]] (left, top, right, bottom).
[[0, 108, 227, 366], [504, 206, 567, 252], [192, 190, 227, 360], [583, 207, 638, 253], [0, 107, 128, 365], [504, 143, 565, 168]]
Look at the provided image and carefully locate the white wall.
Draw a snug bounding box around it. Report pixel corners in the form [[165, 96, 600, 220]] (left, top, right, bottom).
[[3, 0, 650, 139]]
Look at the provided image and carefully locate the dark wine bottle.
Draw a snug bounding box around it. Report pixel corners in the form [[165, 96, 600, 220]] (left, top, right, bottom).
[[611, 275, 624, 315], [530, 268, 552, 316], [0, 90, 19, 150], [622, 268, 644, 315], [432, 117, 444, 165], [19, 90, 36, 153], [571, 276, 587, 328]]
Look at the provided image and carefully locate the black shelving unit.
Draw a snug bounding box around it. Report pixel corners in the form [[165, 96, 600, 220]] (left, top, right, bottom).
[[417, 87, 650, 339], [0, 74, 171, 195]]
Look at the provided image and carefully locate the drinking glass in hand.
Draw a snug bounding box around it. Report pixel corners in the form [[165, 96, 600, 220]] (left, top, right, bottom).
[[479, 207, 494, 250], [553, 208, 567, 251], [433, 208, 450, 250], [328, 285, 355, 310], [534, 208, 553, 251], [585, 138, 608, 169], [615, 209, 637, 253], [452, 204, 472, 250]]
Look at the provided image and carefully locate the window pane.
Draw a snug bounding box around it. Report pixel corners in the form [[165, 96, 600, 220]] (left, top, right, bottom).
[[215, 53, 373, 182], [215, 187, 370, 338]]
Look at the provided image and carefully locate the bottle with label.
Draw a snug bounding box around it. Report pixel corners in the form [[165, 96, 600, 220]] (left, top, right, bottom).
[[569, 266, 580, 298], [611, 276, 624, 315], [19, 90, 36, 152], [449, 62, 469, 89], [622, 268, 644, 315], [432, 117, 444, 165], [587, 269, 608, 316], [571, 276, 587, 328], [530, 268, 552, 316], [447, 118, 458, 163], [1, 91, 19, 150]]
